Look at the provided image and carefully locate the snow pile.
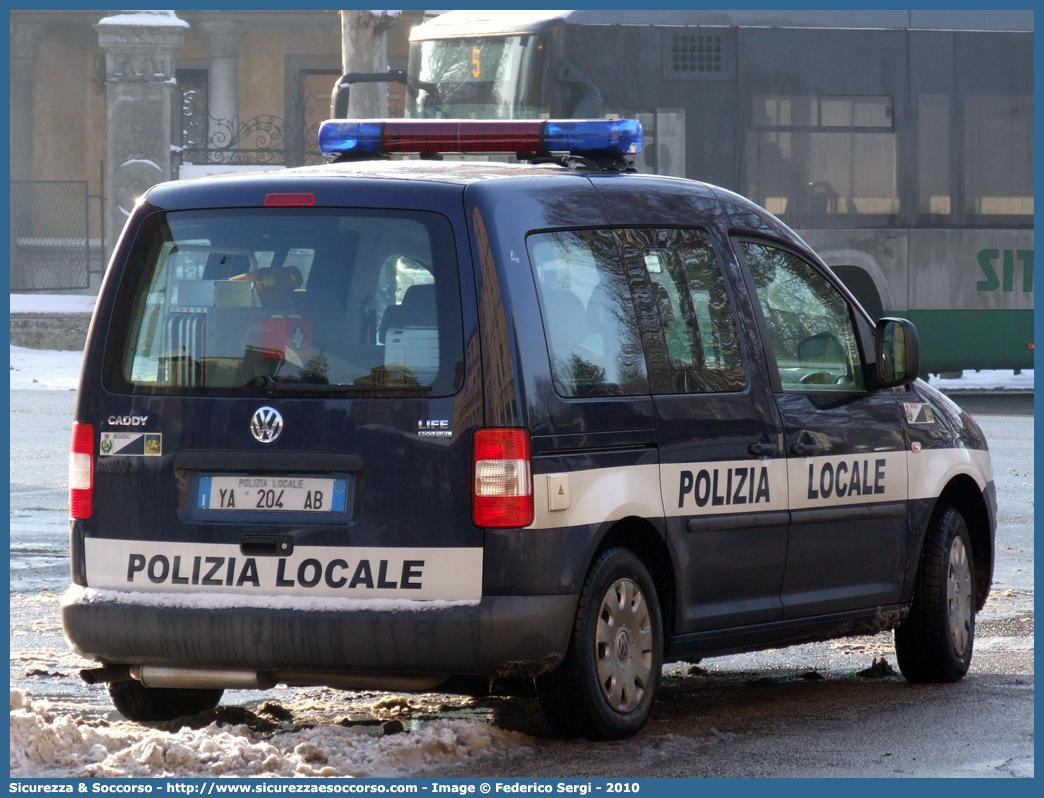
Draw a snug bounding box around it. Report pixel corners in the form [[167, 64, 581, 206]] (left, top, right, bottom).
[[9, 347, 83, 391], [11, 688, 533, 778], [67, 585, 479, 613], [11, 294, 96, 314], [10, 689, 139, 777]]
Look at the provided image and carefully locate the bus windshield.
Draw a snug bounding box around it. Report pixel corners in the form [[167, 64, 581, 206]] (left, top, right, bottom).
[[407, 35, 548, 119]]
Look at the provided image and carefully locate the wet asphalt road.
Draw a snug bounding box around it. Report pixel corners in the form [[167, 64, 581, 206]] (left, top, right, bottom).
[[9, 389, 1033, 777]]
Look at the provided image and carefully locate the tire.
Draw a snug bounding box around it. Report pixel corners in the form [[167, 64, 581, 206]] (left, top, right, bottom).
[[537, 547, 663, 740], [894, 505, 975, 683], [108, 679, 224, 722]]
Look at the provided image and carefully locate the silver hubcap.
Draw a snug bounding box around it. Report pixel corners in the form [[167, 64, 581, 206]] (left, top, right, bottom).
[[594, 578, 653, 713], [947, 535, 973, 654]]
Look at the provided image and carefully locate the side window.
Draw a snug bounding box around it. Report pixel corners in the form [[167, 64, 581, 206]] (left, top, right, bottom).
[[528, 230, 648, 398], [740, 241, 865, 391], [616, 228, 747, 394]]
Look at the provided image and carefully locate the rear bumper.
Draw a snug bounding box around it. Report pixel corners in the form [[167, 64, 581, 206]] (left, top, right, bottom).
[[61, 587, 576, 679]]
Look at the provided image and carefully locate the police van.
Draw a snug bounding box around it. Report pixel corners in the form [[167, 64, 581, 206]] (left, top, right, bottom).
[[62, 119, 996, 739]]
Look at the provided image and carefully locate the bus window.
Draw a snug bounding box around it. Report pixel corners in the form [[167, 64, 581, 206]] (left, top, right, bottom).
[[407, 35, 548, 119], [964, 95, 1033, 217], [745, 95, 898, 221], [956, 30, 1033, 220], [917, 94, 951, 216]]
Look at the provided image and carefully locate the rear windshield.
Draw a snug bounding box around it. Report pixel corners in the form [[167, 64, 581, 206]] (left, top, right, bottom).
[[106, 209, 464, 397]]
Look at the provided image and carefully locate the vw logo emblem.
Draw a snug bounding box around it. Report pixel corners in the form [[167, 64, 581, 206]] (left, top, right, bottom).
[[250, 406, 283, 444]]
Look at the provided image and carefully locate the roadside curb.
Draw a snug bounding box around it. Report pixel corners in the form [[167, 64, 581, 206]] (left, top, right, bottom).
[[10, 312, 92, 350]]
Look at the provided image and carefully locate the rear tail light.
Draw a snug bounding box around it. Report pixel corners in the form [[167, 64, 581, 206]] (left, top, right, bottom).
[[473, 428, 533, 528], [69, 422, 94, 519]]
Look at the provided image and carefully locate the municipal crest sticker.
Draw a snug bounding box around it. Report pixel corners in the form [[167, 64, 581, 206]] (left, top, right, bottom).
[[99, 432, 162, 456], [904, 403, 936, 424]]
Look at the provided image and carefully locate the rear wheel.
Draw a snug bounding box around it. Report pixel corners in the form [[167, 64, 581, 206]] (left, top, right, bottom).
[[894, 505, 975, 683], [537, 548, 662, 740], [108, 679, 224, 722]]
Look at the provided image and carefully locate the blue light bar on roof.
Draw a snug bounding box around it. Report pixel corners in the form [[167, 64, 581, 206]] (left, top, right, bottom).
[[318, 121, 384, 155], [318, 119, 644, 158], [544, 119, 643, 156]]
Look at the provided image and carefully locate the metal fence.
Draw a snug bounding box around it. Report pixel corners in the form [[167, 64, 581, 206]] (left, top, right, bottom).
[[10, 180, 91, 291]]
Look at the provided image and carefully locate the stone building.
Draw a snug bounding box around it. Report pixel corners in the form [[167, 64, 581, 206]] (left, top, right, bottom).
[[9, 9, 424, 293]]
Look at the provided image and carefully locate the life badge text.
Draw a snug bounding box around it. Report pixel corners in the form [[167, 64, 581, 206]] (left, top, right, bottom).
[[418, 419, 452, 437]]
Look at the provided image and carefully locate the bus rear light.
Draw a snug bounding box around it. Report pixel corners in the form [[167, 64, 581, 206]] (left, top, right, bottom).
[[473, 428, 533, 528], [69, 422, 94, 520], [319, 118, 643, 159]]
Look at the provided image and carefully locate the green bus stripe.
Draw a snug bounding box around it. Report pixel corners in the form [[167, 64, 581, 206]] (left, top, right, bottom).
[[896, 310, 1034, 373]]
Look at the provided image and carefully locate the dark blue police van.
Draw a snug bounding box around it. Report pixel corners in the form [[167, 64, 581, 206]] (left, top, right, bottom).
[[62, 119, 996, 739]]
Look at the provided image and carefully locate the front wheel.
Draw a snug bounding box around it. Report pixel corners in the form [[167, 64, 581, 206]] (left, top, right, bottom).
[[894, 504, 975, 683], [108, 679, 224, 722], [537, 547, 663, 740]]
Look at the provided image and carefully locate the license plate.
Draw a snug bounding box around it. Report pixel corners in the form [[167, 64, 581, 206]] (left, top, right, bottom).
[[197, 475, 348, 513]]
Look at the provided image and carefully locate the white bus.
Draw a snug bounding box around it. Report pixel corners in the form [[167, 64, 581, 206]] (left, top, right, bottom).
[[400, 10, 1033, 375]]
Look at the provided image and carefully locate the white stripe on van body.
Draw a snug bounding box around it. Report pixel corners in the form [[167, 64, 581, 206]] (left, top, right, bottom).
[[84, 539, 482, 601], [529, 463, 664, 531], [788, 451, 907, 511], [662, 459, 789, 517], [908, 447, 992, 501], [526, 445, 990, 531]]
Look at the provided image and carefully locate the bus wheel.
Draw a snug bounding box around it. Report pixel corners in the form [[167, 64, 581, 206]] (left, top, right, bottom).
[[894, 505, 975, 683], [108, 679, 224, 722], [537, 548, 663, 740]]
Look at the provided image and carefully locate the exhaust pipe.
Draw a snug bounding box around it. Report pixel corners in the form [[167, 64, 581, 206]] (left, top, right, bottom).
[[130, 666, 276, 690], [80, 664, 132, 685]]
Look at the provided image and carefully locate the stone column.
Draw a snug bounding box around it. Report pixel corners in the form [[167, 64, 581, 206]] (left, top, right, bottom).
[[201, 19, 242, 152], [10, 22, 44, 184], [10, 21, 45, 272], [95, 11, 187, 258]]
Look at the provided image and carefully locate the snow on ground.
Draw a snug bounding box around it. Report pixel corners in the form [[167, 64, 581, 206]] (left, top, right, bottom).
[[931, 369, 1035, 391], [9, 347, 83, 391], [10, 688, 532, 778], [11, 294, 96, 314]]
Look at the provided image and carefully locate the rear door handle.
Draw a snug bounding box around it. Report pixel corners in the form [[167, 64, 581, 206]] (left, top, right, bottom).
[[748, 441, 778, 457], [790, 441, 821, 456]]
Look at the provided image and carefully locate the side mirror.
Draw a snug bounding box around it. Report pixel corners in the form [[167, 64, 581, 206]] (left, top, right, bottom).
[[330, 74, 351, 119], [875, 317, 919, 388], [328, 70, 409, 119]]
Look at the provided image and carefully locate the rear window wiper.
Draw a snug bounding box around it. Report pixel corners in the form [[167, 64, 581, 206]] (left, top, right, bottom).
[[245, 375, 432, 396]]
